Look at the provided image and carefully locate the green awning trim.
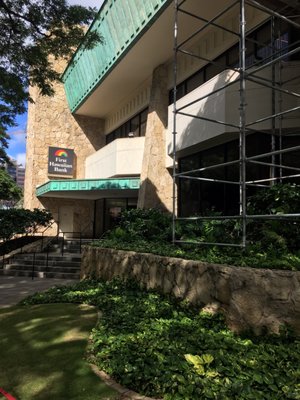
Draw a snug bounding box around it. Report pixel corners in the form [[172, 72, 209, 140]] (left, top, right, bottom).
[[62, 0, 172, 113], [36, 178, 140, 197]]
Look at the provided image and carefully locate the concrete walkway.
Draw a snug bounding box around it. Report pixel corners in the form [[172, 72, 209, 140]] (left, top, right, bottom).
[[0, 276, 78, 308]]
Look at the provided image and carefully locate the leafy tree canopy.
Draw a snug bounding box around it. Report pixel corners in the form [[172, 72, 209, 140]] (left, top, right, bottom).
[[0, 207, 52, 240], [0, 0, 101, 163], [0, 168, 22, 201]]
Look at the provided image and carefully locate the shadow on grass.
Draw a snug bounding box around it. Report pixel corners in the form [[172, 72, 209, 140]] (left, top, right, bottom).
[[0, 304, 118, 400]]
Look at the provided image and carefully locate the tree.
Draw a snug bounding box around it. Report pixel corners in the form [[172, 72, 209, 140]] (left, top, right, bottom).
[[0, 168, 22, 202], [0, 0, 101, 163], [0, 208, 52, 241]]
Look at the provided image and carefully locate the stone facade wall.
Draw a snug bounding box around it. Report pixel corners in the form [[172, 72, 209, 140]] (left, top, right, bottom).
[[138, 65, 173, 212], [81, 247, 300, 335], [40, 197, 95, 238], [24, 58, 105, 211]]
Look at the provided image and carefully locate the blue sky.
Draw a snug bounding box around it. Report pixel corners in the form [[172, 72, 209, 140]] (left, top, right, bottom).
[[7, 0, 104, 167], [7, 111, 28, 167]]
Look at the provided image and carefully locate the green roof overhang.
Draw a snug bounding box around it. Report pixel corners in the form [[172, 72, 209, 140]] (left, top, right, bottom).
[[36, 178, 140, 200], [62, 0, 172, 114]]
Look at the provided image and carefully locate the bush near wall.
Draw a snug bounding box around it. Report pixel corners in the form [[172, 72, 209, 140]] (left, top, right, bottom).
[[93, 184, 300, 271]]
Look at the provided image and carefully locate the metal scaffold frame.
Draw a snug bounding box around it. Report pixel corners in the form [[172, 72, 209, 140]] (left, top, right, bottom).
[[172, 0, 300, 247]]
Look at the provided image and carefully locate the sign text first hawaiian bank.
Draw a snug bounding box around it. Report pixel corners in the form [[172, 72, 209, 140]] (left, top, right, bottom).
[[48, 147, 75, 177]]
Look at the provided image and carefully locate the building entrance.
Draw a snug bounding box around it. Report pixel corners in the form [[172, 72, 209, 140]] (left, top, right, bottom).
[[58, 205, 74, 238]]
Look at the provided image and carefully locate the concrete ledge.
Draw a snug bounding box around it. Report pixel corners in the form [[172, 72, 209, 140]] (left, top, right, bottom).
[[81, 247, 300, 335]]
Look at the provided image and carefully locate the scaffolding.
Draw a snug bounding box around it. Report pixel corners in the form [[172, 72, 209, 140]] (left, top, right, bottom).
[[172, 0, 300, 247]]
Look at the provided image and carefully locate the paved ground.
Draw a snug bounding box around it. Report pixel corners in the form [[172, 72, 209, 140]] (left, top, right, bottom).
[[0, 276, 78, 308]]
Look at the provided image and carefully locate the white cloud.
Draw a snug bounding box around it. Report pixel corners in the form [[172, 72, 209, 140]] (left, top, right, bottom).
[[6, 129, 27, 166], [7, 152, 26, 167], [16, 153, 26, 167], [7, 129, 26, 151]]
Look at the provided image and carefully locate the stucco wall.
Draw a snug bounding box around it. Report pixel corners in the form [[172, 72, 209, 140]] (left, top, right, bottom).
[[85, 137, 145, 179], [81, 247, 300, 335]]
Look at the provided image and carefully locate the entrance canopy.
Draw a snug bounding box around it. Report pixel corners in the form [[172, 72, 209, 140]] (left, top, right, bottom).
[[36, 178, 140, 200]]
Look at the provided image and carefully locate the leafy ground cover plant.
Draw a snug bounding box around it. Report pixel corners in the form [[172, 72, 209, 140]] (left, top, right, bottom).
[[21, 279, 300, 400]]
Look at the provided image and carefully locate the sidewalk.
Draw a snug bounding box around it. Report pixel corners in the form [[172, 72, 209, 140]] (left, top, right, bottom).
[[0, 276, 78, 308]]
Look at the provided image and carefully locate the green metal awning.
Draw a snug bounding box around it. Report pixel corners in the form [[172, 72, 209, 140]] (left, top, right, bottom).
[[36, 178, 140, 200], [62, 0, 172, 113]]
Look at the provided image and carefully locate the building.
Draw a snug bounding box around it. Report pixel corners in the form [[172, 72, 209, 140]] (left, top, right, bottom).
[[5, 160, 17, 183], [4, 158, 25, 190], [24, 0, 300, 240], [16, 166, 25, 189]]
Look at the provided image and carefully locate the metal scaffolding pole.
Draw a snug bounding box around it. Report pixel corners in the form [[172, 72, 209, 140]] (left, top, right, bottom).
[[172, 0, 179, 244], [172, 0, 300, 248], [239, 0, 247, 248]]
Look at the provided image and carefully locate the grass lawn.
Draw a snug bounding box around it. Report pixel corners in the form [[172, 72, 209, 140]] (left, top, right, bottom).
[[0, 304, 118, 400]]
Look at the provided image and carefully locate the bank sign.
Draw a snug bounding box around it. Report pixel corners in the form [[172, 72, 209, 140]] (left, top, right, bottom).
[[48, 147, 75, 177]]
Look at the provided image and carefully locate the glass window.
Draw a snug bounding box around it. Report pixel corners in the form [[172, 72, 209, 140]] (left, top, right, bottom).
[[120, 121, 130, 138], [289, 26, 300, 61], [186, 70, 205, 93], [178, 134, 278, 216], [201, 145, 225, 181], [115, 127, 121, 139], [226, 140, 239, 183], [140, 109, 148, 137], [104, 199, 127, 231], [282, 134, 300, 181], [227, 45, 239, 68], [106, 132, 115, 144], [256, 23, 272, 61], [169, 82, 185, 104], [130, 115, 140, 137], [105, 108, 148, 144], [205, 55, 227, 81], [180, 154, 200, 173], [168, 20, 292, 104]]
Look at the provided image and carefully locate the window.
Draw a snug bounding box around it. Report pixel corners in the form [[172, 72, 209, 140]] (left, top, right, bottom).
[[205, 54, 227, 81], [106, 108, 149, 145], [169, 20, 293, 104], [178, 134, 272, 217], [186, 70, 205, 93]]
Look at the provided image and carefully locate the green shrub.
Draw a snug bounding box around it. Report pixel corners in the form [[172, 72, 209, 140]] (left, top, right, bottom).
[[106, 208, 172, 243], [91, 186, 300, 271], [247, 183, 300, 215], [0, 208, 52, 241], [178, 216, 242, 245], [247, 184, 300, 251]]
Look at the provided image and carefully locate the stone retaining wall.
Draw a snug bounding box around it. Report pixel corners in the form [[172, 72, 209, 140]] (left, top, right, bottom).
[[81, 247, 300, 335]]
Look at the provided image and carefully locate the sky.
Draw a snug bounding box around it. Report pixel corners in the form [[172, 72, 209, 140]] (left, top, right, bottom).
[[7, 0, 104, 167]]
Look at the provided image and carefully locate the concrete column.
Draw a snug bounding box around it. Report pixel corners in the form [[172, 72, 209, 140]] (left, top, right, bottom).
[[137, 64, 173, 211]]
